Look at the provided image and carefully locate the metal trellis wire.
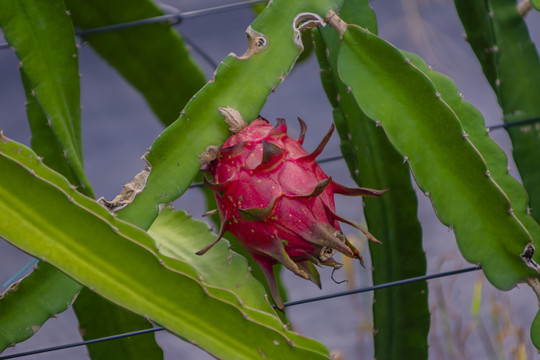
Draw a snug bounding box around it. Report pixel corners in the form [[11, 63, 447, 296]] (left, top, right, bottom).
[[0, 265, 480, 360], [0, 0, 267, 47], [1, 1, 265, 71]]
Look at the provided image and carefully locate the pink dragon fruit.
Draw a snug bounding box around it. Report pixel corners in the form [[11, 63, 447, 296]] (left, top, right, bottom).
[[198, 110, 386, 309]]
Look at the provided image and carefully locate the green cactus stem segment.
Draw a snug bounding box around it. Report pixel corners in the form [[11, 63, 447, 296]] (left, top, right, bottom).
[[328, 8, 538, 293]]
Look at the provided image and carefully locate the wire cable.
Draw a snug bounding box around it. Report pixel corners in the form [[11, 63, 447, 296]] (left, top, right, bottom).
[[488, 116, 540, 130], [0, 265, 479, 359], [0, 327, 164, 360], [282, 265, 480, 308], [182, 33, 219, 70], [75, 0, 269, 36], [0, 1, 267, 48]]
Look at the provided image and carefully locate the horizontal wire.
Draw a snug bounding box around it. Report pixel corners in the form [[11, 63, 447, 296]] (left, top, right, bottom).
[[2, 0, 540, 132], [176, 0, 267, 20], [0, 1, 267, 47], [282, 265, 480, 308], [0, 327, 164, 360], [77, 1, 268, 36], [488, 116, 540, 130], [0, 265, 480, 359], [75, 13, 180, 36], [181, 33, 219, 70]]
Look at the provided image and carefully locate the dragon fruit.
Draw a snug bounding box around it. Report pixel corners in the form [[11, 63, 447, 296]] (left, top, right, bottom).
[[198, 109, 386, 309]]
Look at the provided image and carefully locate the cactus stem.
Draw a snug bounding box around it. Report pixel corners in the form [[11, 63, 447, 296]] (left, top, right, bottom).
[[325, 10, 348, 37]]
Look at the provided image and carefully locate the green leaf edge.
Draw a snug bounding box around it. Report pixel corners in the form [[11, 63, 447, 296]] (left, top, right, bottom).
[[116, 0, 345, 230], [0, 133, 329, 359], [314, 3, 430, 356], [64, 0, 206, 127], [0, 0, 92, 195], [335, 22, 537, 290]]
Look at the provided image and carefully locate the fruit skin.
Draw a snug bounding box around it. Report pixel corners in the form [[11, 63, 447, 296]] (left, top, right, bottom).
[[198, 114, 386, 309]]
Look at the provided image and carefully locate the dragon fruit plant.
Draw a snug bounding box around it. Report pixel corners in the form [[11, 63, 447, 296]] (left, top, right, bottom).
[[198, 108, 387, 308]]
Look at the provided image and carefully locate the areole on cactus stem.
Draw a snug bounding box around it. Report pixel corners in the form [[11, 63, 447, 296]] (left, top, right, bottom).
[[197, 107, 387, 309]]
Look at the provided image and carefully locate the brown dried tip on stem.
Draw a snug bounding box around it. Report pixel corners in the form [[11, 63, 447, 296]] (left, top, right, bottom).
[[199, 145, 220, 165], [219, 107, 246, 133], [97, 163, 151, 212], [293, 13, 325, 49], [518, 0, 533, 17], [325, 10, 348, 36], [202, 209, 218, 217]]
